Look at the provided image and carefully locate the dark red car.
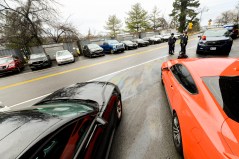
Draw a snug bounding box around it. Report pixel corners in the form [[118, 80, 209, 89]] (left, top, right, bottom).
[[0, 81, 122, 159], [0, 55, 24, 74]]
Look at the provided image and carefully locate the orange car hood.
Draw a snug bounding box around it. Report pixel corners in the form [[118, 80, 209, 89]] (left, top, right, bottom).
[[221, 118, 239, 157]]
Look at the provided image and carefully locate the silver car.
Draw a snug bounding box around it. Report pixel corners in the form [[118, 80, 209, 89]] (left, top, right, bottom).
[[55, 50, 75, 65]]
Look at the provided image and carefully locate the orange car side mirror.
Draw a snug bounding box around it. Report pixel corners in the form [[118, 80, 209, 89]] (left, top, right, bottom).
[[162, 67, 169, 71]]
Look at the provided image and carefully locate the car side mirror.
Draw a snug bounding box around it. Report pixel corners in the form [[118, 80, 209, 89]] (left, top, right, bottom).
[[96, 117, 108, 126], [162, 66, 169, 71]]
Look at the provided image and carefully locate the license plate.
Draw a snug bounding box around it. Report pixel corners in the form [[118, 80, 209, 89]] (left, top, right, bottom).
[[210, 47, 216, 50]]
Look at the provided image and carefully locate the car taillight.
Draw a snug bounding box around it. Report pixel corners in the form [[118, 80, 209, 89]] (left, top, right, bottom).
[[202, 36, 206, 40]]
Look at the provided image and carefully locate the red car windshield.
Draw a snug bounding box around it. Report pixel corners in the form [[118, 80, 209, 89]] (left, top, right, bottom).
[[0, 57, 13, 65], [202, 76, 239, 123]]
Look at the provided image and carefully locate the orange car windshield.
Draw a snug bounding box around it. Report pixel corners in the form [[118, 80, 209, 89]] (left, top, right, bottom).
[[203, 76, 239, 123]]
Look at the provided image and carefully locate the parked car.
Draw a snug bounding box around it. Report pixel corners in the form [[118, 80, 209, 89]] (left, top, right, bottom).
[[196, 28, 233, 55], [100, 40, 125, 54], [55, 50, 75, 65], [0, 81, 122, 159], [28, 53, 52, 71], [121, 40, 138, 50], [143, 37, 160, 44], [161, 34, 171, 42], [0, 55, 24, 75], [161, 58, 239, 158], [174, 33, 181, 39], [83, 44, 105, 58], [224, 24, 238, 39], [132, 39, 149, 47]]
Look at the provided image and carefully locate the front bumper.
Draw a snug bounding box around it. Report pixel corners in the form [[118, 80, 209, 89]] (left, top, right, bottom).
[[57, 58, 74, 64], [29, 61, 50, 69], [0, 66, 18, 74]]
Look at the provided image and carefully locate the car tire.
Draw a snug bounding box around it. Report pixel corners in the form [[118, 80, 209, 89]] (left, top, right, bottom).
[[115, 98, 122, 125], [110, 49, 114, 54], [172, 112, 183, 155], [16, 67, 21, 73]]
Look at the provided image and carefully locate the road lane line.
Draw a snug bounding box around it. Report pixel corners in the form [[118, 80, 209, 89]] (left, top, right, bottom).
[[0, 46, 166, 91], [0, 38, 198, 91], [9, 55, 170, 108]]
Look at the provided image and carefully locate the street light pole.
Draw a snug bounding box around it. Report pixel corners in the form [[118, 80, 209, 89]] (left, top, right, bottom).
[[199, 6, 209, 26]]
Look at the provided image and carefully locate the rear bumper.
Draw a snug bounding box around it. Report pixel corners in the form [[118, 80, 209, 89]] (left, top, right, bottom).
[[197, 43, 232, 54]]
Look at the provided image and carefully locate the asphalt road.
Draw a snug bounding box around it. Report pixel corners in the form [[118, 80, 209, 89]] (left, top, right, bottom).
[[0, 35, 239, 159]]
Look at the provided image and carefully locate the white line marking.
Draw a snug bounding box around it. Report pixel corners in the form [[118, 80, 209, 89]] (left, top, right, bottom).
[[8, 45, 197, 108], [9, 55, 169, 108], [9, 94, 50, 108]]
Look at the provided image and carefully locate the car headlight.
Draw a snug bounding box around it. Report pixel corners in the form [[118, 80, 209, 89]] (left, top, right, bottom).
[[7, 63, 15, 68], [199, 41, 206, 46]]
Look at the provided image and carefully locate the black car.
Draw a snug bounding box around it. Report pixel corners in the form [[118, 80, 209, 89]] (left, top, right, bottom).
[[224, 24, 238, 39], [0, 81, 122, 159], [83, 44, 105, 58], [121, 40, 138, 50], [196, 28, 233, 55], [132, 39, 149, 47], [28, 53, 52, 71]]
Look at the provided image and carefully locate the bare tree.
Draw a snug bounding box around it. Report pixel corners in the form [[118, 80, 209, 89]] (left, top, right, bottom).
[[44, 21, 80, 43], [215, 10, 235, 25], [0, 0, 58, 46]]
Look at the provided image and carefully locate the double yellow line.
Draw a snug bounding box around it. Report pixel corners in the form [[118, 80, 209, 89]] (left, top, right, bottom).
[[0, 46, 167, 90], [0, 37, 198, 91]]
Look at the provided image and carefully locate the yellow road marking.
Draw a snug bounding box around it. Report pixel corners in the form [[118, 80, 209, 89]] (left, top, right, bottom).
[[0, 38, 198, 90]]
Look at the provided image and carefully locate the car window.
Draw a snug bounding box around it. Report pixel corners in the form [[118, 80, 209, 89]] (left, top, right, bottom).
[[21, 116, 93, 159], [170, 64, 198, 94], [203, 29, 229, 37], [203, 76, 239, 123], [56, 51, 70, 56]]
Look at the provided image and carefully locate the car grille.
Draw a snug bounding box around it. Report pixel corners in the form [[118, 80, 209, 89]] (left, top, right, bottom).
[[0, 66, 7, 70], [116, 45, 123, 48], [32, 61, 44, 65], [206, 41, 227, 45]]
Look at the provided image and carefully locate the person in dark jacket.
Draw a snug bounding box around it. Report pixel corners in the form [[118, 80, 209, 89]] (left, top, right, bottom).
[[168, 33, 177, 55], [180, 31, 188, 54]]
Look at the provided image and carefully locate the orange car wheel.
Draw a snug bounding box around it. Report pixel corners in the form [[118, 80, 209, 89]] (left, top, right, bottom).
[[172, 112, 183, 155]]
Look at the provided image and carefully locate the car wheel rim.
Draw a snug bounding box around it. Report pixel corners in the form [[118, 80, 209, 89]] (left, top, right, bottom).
[[116, 100, 122, 119], [173, 116, 181, 148]]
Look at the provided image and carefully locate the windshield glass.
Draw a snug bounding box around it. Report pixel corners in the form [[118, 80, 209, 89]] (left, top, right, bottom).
[[137, 39, 144, 42], [203, 76, 239, 123], [56, 50, 70, 56], [36, 103, 94, 118], [30, 53, 46, 59], [0, 57, 13, 64], [107, 40, 119, 44], [88, 44, 101, 49], [204, 29, 229, 37], [123, 41, 133, 44]]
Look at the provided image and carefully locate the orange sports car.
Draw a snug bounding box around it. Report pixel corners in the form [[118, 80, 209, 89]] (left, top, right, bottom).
[[161, 58, 239, 159]]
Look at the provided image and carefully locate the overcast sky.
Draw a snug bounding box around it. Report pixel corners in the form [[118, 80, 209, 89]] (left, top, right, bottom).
[[58, 0, 238, 35]]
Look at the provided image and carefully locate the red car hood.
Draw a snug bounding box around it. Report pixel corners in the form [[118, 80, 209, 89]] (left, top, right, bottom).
[[221, 118, 239, 157], [0, 62, 10, 67]]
